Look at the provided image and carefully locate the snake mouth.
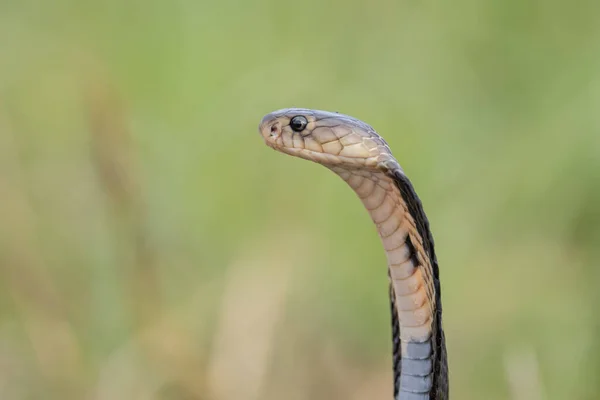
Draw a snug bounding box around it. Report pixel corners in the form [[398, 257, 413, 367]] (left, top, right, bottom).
[[265, 137, 384, 171], [258, 118, 283, 147]]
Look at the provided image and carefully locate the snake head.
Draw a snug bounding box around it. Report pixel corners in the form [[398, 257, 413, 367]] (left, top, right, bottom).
[[259, 108, 398, 171]]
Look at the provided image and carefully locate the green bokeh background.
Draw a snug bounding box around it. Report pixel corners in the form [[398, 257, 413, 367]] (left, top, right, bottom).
[[1, 1, 599, 399]]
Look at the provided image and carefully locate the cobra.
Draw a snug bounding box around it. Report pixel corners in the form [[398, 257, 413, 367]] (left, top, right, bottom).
[[259, 108, 449, 400]]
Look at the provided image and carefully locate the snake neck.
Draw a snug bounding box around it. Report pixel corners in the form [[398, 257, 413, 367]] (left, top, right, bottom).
[[331, 166, 448, 400]]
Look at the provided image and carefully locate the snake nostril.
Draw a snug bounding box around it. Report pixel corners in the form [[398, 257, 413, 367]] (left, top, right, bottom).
[[270, 124, 279, 136]]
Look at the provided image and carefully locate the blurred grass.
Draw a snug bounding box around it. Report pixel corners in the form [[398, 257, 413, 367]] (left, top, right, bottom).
[[1, 0, 600, 399]]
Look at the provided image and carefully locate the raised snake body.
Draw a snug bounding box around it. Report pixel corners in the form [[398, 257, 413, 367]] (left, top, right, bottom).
[[259, 108, 448, 399]]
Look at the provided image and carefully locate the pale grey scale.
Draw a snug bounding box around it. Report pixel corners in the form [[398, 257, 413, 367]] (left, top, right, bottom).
[[400, 373, 433, 393], [396, 392, 428, 400], [402, 340, 433, 360], [401, 358, 433, 376]]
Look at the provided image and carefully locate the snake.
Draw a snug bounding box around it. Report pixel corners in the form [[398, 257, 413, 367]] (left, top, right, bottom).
[[258, 108, 449, 399]]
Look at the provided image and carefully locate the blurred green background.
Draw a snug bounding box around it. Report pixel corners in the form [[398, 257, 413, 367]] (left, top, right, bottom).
[[1, 0, 600, 399]]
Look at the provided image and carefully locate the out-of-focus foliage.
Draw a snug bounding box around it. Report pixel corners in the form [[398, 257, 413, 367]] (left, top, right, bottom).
[[1, 0, 599, 399]]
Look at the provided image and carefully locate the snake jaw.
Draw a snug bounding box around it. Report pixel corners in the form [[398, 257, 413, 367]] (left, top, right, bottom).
[[259, 117, 281, 145]]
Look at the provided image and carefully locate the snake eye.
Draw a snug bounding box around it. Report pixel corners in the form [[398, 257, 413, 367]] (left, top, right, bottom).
[[290, 116, 308, 132]]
